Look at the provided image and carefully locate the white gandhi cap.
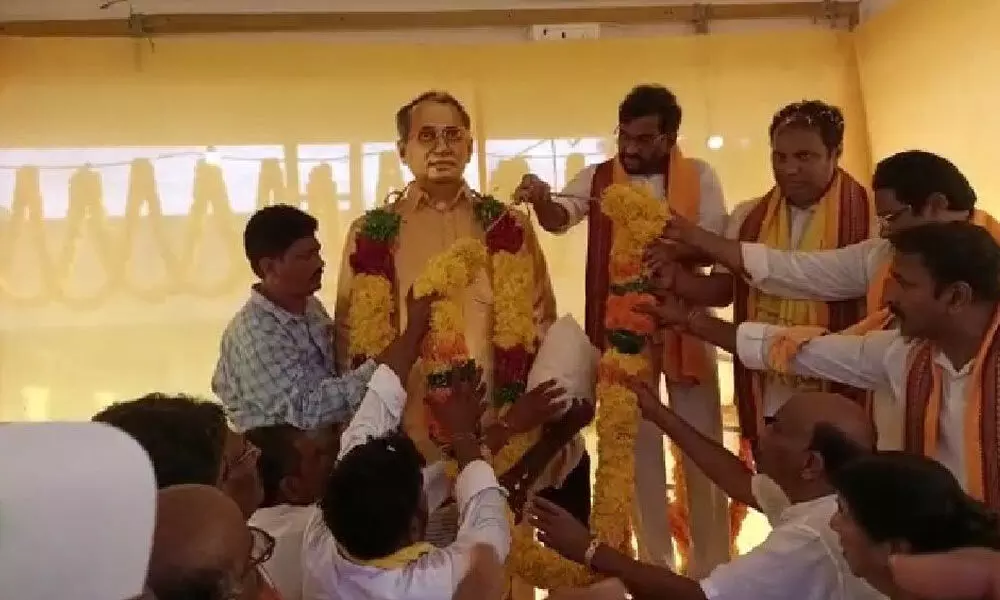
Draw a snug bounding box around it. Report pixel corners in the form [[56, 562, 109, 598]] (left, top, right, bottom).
[[0, 422, 157, 600]]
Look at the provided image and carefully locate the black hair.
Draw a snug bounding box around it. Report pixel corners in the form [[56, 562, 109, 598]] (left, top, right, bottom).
[[321, 431, 424, 560], [395, 91, 472, 140], [888, 221, 1000, 301], [768, 100, 845, 151], [872, 151, 976, 212], [831, 452, 1000, 553], [618, 85, 682, 136], [245, 425, 303, 508], [808, 421, 874, 476], [243, 204, 318, 278], [148, 568, 234, 600], [93, 394, 228, 489]]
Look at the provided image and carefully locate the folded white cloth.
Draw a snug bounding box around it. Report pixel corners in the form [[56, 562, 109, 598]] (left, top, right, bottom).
[[0, 422, 157, 600], [526, 314, 600, 491]]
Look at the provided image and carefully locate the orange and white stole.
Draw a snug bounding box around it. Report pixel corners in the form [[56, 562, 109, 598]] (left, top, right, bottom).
[[903, 307, 1000, 510]]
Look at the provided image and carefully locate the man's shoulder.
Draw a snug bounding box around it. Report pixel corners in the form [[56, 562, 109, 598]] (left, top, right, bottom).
[[221, 296, 283, 346]]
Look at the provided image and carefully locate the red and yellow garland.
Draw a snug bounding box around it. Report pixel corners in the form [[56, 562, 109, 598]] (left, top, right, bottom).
[[346, 208, 402, 366]]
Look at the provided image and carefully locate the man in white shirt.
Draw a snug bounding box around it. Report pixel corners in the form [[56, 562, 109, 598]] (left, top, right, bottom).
[[514, 84, 729, 573], [527, 389, 884, 600], [246, 425, 337, 600], [654, 150, 989, 450], [640, 221, 1000, 513], [303, 364, 510, 600]]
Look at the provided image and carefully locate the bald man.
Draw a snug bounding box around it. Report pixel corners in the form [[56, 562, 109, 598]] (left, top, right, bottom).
[[526, 390, 885, 600], [147, 485, 266, 600]]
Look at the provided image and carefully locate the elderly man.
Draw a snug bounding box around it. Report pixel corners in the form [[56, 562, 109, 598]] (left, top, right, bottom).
[[529, 390, 885, 600], [148, 484, 275, 600]]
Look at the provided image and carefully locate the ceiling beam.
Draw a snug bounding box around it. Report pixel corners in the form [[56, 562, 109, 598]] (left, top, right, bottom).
[[0, 2, 861, 37]]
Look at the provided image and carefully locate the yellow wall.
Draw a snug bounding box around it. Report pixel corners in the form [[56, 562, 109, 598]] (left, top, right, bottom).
[[0, 31, 868, 421], [855, 0, 1000, 212]]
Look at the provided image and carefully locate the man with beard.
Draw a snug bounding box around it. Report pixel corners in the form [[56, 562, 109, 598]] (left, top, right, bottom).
[[515, 84, 729, 572], [649, 150, 1000, 450], [639, 221, 1000, 514]]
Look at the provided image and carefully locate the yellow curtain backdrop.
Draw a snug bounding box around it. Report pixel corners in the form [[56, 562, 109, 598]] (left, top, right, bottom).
[[854, 0, 1000, 213], [0, 31, 867, 421], [0, 28, 866, 555]]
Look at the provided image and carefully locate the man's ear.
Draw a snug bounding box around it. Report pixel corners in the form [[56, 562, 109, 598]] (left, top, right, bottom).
[[397, 139, 406, 160], [944, 281, 975, 313]]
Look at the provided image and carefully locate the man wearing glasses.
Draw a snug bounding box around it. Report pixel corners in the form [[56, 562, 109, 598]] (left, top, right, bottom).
[[514, 84, 730, 574], [651, 150, 995, 452]]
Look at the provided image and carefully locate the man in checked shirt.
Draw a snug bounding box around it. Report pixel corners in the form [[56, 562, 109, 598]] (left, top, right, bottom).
[[213, 204, 433, 432]]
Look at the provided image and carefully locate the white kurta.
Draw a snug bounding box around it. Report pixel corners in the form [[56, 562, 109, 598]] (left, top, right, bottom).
[[701, 475, 885, 600], [737, 323, 973, 488], [737, 237, 903, 450], [301, 366, 511, 600], [556, 160, 730, 574]]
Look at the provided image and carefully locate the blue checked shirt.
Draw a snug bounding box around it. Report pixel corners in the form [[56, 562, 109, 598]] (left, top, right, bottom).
[[212, 288, 377, 431]]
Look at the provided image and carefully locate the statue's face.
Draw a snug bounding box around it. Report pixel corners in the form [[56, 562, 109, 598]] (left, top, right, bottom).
[[397, 100, 472, 184]]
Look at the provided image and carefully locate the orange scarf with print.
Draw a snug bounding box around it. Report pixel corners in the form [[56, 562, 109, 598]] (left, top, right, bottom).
[[585, 146, 709, 383], [903, 306, 1000, 510]]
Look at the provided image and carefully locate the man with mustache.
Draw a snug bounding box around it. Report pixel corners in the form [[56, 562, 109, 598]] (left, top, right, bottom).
[[514, 84, 729, 573], [640, 221, 1000, 514], [649, 101, 874, 460], [649, 150, 1000, 450], [213, 205, 432, 432]]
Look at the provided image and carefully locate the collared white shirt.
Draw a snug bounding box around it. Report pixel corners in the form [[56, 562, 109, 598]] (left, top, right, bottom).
[[556, 159, 729, 236], [250, 504, 316, 600], [736, 323, 971, 487], [300, 365, 511, 600], [701, 475, 884, 600]]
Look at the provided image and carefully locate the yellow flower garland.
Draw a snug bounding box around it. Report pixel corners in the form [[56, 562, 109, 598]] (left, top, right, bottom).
[[347, 274, 396, 358], [500, 183, 670, 590]]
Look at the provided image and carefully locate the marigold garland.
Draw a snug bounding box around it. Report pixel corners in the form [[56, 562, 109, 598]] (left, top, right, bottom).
[[346, 208, 402, 367], [413, 238, 489, 446], [501, 183, 672, 590]]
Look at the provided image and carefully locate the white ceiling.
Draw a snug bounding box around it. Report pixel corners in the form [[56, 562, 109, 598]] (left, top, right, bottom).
[[0, 0, 895, 22]]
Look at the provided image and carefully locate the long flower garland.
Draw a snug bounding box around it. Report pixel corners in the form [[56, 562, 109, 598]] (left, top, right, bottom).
[[504, 183, 669, 589], [413, 237, 489, 446]]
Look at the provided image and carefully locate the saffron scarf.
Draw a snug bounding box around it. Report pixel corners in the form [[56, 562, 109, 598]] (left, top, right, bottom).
[[339, 542, 436, 569], [584, 146, 708, 383], [904, 306, 1000, 509], [733, 169, 871, 441]]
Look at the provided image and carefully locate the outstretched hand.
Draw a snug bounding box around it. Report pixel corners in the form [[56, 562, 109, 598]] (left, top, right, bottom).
[[503, 379, 566, 434], [428, 363, 486, 438], [405, 286, 437, 338], [527, 496, 593, 564], [624, 375, 664, 421]]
